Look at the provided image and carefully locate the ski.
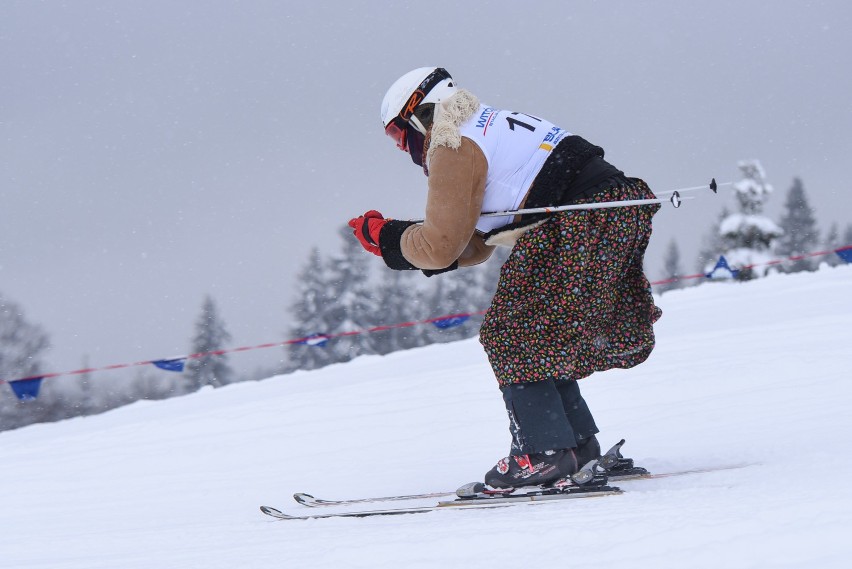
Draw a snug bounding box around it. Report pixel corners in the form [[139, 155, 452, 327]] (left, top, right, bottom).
[[291, 461, 751, 509], [293, 490, 452, 508], [262, 482, 620, 521], [614, 462, 753, 481], [261, 504, 443, 520], [293, 439, 645, 508], [261, 457, 756, 520]]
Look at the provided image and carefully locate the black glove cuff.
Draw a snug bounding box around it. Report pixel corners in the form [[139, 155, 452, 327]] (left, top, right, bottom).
[[422, 261, 459, 277], [379, 220, 418, 271]]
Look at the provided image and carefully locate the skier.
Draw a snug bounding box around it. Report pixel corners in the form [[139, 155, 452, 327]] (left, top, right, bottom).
[[349, 67, 662, 489]]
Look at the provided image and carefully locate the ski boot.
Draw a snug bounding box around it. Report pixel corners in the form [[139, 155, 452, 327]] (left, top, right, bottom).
[[484, 449, 578, 489], [459, 458, 612, 499], [575, 435, 602, 469]]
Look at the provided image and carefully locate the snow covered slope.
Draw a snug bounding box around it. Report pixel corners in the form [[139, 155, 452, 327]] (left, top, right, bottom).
[[2, 266, 851, 569]]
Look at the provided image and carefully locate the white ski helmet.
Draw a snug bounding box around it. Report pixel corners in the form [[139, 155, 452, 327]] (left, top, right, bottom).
[[380, 67, 456, 150]]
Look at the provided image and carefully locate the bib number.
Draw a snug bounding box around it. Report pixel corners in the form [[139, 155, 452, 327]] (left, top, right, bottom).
[[505, 112, 541, 133]]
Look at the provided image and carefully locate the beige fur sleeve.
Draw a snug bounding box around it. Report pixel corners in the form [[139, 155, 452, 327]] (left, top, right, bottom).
[[399, 138, 492, 270]]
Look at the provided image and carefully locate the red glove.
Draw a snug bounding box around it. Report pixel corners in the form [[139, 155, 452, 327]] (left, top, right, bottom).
[[348, 210, 388, 257]]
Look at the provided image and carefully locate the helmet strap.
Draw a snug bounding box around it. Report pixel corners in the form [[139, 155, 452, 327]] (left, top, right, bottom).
[[409, 114, 427, 135]]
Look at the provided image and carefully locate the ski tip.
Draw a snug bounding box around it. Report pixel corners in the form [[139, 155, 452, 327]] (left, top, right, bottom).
[[293, 493, 315, 505], [710, 178, 718, 193], [260, 505, 284, 517]]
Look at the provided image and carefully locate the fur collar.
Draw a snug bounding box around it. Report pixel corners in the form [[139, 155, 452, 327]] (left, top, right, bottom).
[[484, 219, 548, 248], [426, 89, 480, 163]]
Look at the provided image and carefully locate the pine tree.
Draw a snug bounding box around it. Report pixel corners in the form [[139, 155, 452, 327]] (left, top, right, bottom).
[[0, 293, 50, 382], [75, 355, 96, 415], [185, 295, 234, 390], [287, 228, 381, 370], [474, 248, 510, 308], [820, 223, 841, 268], [422, 267, 482, 345], [0, 292, 52, 431], [287, 247, 338, 371], [658, 239, 685, 294], [129, 367, 181, 401], [715, 160, 783, 279], [324, 226, 381, 364], [843, 224, 852, 248], [696, 206, 730, 273], [371, 270, 431, 355], [775, 177, 818, 272], [834, 223, 852, 266]]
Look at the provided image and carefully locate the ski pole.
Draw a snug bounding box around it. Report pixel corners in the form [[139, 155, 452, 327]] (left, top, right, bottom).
[[656, 179, 730, 196], [479, 178, 721, 218], [480, 195, 685, 217]]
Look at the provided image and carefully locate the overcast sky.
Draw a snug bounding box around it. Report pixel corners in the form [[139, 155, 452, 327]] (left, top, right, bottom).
[[2, 1, 851, 381]]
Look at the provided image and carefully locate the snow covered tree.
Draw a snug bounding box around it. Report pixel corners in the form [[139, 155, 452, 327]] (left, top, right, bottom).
[[658, 239, 685, 294], [287, 247, 338, 371], [0, 293, 54, 430], [426, 250, 512, 344], [473, 248, 510, 307], [775, 177, 818, 272], [371, 270, 432, 355], [129, 367, 181, 401], [695, 206, 730, 273], [74, 355, 96, 415], [185, 295, 234, 390], [843, 224, 852, 249], [423, 268, 482, 345], [323, 226, 382, 364], [829, 223, 852, 266], [287, 228, 381, 370], [820, 223, 842, 268], [0, 293, 50, 383], [713, 160, 783, 279]]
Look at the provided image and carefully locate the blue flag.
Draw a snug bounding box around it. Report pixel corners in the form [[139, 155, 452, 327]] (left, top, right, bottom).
[[152, 358, 187, 372], [9, 377, 44, 401], [296, 334, 330, 347], [706, 256, 739, 280], [836, 246, 852, 264], [431, 315, 471, 329]]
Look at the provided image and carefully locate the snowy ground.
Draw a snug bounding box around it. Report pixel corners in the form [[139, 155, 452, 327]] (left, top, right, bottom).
[[2, 266, 851, 569]]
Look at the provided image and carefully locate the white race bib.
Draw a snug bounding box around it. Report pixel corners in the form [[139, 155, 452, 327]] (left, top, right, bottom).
[[459, 104, 572, 233]]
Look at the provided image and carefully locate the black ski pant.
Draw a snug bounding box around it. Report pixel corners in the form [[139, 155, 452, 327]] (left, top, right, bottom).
[[502, 378, 598, 455]]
